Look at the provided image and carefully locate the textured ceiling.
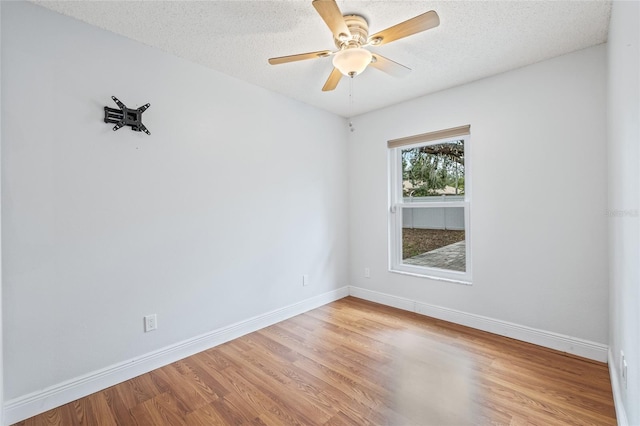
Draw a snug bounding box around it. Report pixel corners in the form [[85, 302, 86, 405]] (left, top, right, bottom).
[[32, 1, 611, 117]]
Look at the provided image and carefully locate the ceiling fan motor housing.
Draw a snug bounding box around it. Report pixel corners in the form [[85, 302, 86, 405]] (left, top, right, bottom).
[[335, 15, 369, 49]]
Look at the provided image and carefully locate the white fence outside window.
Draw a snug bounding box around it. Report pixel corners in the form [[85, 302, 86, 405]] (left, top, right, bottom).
[[402, 196, 465, 230]]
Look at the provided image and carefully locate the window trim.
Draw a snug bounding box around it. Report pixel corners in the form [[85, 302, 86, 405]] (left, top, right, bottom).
[[387, 124, 471, 148], [388, 130, 472, 284]]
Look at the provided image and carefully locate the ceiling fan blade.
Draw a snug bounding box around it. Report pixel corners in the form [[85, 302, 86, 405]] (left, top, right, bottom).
[[312, 0, 351, 39], [322, 68, 343, 91], [370, 54, 411, 78], [268, 50, 332, 65], [368, 11, 439, 46]]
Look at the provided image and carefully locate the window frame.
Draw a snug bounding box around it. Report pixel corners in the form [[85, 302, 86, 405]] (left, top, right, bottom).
[[388, 133, 472, 284]]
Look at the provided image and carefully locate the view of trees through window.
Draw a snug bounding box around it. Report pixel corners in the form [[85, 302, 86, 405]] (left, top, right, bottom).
[[402, 140, 464, 197], [400, 140, 466, 272]]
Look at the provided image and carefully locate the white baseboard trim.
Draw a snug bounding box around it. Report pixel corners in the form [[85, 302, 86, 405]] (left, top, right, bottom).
[[348, 286, 608, 362], [608, 348, 629, 426], [3, 287, 349, 425]]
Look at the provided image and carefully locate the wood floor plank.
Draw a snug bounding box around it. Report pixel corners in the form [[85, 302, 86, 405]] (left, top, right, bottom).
[[128, 392, 187, 426], [14, 297, 616, 426], [219, 345, 336, 424], [214, 368, 278, 418], [102, 387, 138, 426], [180, 357, 230, 399], [183, 402, 229, 426], [84, 392, 118, 426], [149, 367, 210, 414]]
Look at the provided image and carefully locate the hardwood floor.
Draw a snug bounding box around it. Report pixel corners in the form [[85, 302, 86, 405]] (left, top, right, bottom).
[[15, 297, 616, 425]]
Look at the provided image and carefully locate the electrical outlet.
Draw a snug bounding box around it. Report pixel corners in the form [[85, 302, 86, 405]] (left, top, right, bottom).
[[144, 314, 157, 332], [302, 274, 309, 286], [364, 267, 370, 278], [620, 351, 628, 389]]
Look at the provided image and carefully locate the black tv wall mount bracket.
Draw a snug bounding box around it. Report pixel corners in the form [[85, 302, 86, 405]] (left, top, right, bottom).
[[104, 96, 151, 135]]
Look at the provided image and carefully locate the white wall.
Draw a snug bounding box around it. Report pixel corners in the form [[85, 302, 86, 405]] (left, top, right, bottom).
[[348, 45, 608, 345], [1, 0, 348, 404], [0, 2, 4, 423], [607, 1, 640, 424]]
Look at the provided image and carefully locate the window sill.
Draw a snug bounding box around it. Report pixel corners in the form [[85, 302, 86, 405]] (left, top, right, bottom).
[[389, 267, 472, 286]]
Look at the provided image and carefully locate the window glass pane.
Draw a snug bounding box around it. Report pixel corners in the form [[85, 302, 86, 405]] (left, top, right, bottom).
[[402, 141, 464, 198], [401, 207, 466, 272]]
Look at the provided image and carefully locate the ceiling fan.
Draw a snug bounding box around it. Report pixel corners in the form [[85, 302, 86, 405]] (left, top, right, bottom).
[[268, 0, 440, 91]]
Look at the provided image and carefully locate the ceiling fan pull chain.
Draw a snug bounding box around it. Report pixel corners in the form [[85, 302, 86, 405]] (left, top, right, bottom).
[[348, 77, 355, 132]]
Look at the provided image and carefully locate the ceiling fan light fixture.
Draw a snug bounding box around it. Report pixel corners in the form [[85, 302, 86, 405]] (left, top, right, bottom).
[[332, 47, 372, 77]]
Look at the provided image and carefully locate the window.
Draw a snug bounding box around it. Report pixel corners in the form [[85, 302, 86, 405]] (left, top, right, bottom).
[[388, 125, 471, 283]]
